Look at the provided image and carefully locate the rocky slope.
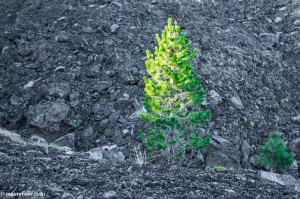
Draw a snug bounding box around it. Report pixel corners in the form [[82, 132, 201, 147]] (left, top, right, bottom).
[[1, 131, 300, 199], [0, 0, 300, 189]]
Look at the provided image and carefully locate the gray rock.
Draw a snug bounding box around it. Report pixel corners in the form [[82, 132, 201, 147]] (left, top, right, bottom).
[[110, 24, 119, 33], [90, 81, 109, 92], [259, 33, 278, 47], [100, 119, 109, 128], [55, 32, 68, 43], [9, 95, 24, 107], [75, 126, 97, 150], [0, 128, 26, 145], [27, 102, 70, 132], [274, 17, 283, 23], [83, 126, 95, 138], [23, 78, 42, 89], [260, 171, 300, 192], [293, 19, 300, 26], [119, 70, 135, 85], [69, 91, 80, 101], [109, 111, 120, 124], [196, 151, 205, 164], [103, 190, 117, 198], [62, 192, 73, 199], [52, 133, 75, 150], [82, 26, 93, 33], [116, 93, 131, 108], [288, 138, 300, 157], [30, 135, 49, 154], [105, 70, 116, 77], [70, 99, 80, 107], [212, 135, 232, 148], [118, 115, 126, 124], [241, 140, 251, 168], [206, 150, 239, 169], [206, 136, 240, 169], [103, 148, 125, 162], [249, 154, 259, 166], [87, 147, 103, 161], [209, 90, 222, 105], [89, 64, 101, 74], [47, 82, 71, 99], [292, 114, 300, 123], [230, 96, 244, 109], [129, 107, 147, 120]]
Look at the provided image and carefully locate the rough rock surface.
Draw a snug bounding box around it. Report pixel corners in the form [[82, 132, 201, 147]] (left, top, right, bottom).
[[1, 134, 300, 199], [0, 0, 300, 182]]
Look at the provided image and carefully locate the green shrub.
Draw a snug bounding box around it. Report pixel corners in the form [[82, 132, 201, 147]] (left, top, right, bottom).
[[258, 132, 293, 174], [139, 18, 211, 160]]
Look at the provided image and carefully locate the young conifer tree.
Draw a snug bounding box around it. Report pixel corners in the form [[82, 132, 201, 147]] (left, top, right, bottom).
[[139, 18, 211, 159], [259, 132, 293, 174]]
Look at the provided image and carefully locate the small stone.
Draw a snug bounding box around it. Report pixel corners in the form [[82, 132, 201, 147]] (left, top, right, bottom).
[[209, 90, 222, 105], [279, 7, 286, 11], [27, 102, 70, 132], [119, 70, 135, 85], [23, 78, 42, 89], [52, 133, 75, 150], [105, 70, 116, 77], [212, 135, 232, 148], [103, 191, 116, 198], [122, 129, 129, 134], [129, 107, 147, 120], [90, 64, 101, 74], [266, 18, 272, 23], [288, 138, 300, 157], [197, 151, 204, 163], [55, 32, 68, 43], [47, 82, 71, 99], [274, 17, 283, 23], [70, 99, 80, 107], [230, 96, 244, 109], [292, 114, 300, 123], [54, 66, 66, 72], [30, 135, 49, 154], [241, 140, 251, 168], [69, 91, 80, 101], [57, 17, 67, 21], [87, 147, 103, 161], [259, 33, 278, 47], [82, 26, 93, 33], [110, 24, 119, 33], [100, 119, 109, 128], [260, 171, 300, 192], [62, 192, 73, 199], [103, 149, 125, 162], [118, 115, 126, 124], [249, 154, 259, 166], [225, 189, 235, 193], [109, 111, 120, 124], [293, 19, 300, 26]]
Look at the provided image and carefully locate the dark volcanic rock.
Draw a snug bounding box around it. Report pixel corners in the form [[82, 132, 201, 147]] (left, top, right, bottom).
[[1, 134, 300, 199], [27, 102, 70, 132], [52, 133, 75, 150], [0, 0, 299, 176]]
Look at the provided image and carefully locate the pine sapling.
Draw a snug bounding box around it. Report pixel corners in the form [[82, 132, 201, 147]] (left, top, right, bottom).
[[139, 18, 211, 160], [258, 132, 293, 174]]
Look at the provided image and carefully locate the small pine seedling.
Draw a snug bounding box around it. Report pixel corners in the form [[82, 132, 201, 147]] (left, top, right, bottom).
[[258, 132, 293, 174], [139, 18, 211, 160]]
